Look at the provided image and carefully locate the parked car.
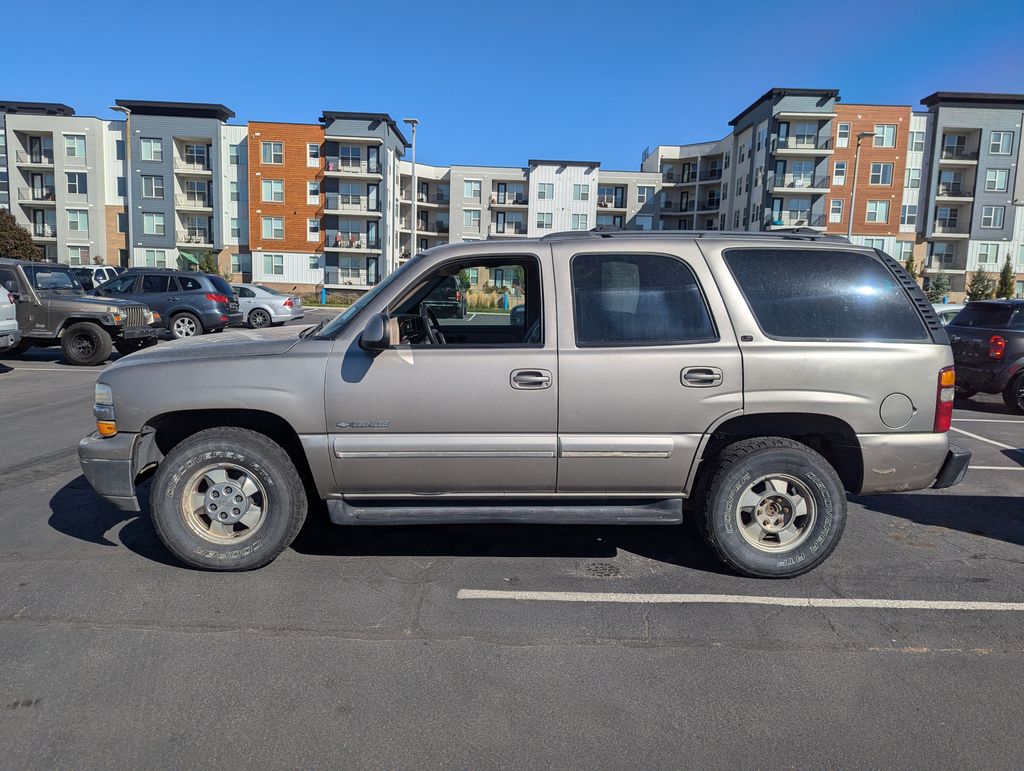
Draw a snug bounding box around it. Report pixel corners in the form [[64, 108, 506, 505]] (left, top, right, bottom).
[[232, 284, 304, 328], [94, 269, 242, 339], [946, 299, 1024, 413], [421, 275, 467, 319], [0, 285, 20, 351], [78, 230, 969, 576], [0, 258, 157, 365], [71, 265, 125, 291], [932, 302, 965, 326]]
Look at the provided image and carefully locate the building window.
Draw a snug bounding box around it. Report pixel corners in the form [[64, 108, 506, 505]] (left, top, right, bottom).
[[976, 243, 999, 265], [262, 216, 284, 239], [307, 143, 320, 167], [144, 249, 167, 268], [227, 217, 238, 238], [829, 199, 843, 223], [869, 163, 893, 185], [263, 253, 284, 275], [572, 184, 590, 201], [463, 180, 481, 200], [183, 144, 207, 167], [981, 206, 1004, 229], [114, 139, 125, 161], [66, 172, 87, 195], [64, 134, 86, 159], [67, 209, 87, 233], [307, 218, 319, 242], [337, 146, 360, 168], [308, 254, 320, 270], [229, 144, 239, 164], [931, 242, 955, 265], [141, 138, 162, 162], [900, 204, 917, 225], [936, 207, 959, 228], [836, 123, 851, 148], [904, 168, 921, 188], [873, 124, 897, 148], [117, 177, 126, 197], [143, 212, 165, 236], [862, 238, 886, 250], [985, 169, 1009, 192], [637, 185, 653, 204], [229, 181, 239, 202], [537, 183, 554, 200], [261, 141, 284, 164], [635, 215, 653, 231], [67, 246, 89, 265], [463, 209, 481, 230], [833, 161, 847, 185], [230, 253, 241, 273], [141, 175, 164, 199], [989, 131, 1013, 155], [117, 213, 127, 233], [908, 131, 925, 152], [261, 179, 284, 202], [896, 241, 914, 261], [536, 212, 553, 230], [866, 201, 889, 223], [307, 180, 320, 204], [571, 213, 588, 230]]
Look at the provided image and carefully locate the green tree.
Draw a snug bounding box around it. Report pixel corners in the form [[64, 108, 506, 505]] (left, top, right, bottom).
[[197, 253, 219, 274], [0, 209, 42, 261], [903, 256, 917, 279], [926, 272, 950, 303], [995, 255, 1015, 299], [965, 267, 996, 301]]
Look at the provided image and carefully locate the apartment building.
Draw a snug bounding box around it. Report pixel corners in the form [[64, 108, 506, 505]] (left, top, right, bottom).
[[221, 123, 249, 278], [3, 103, 118, 264], [246, 121, 323, 289], [398, 161, 450, 259], [642, 138, 728, 230], [116, 100, 237, 271]]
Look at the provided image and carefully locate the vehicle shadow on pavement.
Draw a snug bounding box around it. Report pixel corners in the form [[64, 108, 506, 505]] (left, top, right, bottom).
[[852, 493, 1024, 547], [954, 397, 1014, 416], [47, 476, 181, 568], [291, 505, 731, 574]]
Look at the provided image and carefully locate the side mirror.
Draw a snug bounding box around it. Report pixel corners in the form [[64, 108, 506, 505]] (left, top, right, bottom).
[[359, 312, 391, 352]]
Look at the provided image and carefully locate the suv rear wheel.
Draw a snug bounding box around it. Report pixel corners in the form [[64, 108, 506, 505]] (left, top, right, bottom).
[[61, 322, 112, 366], [697, 437, 847, 578], [171, 311, 203, 339], [151, 427, 307, 570], [1003, 373, 1024, 415]]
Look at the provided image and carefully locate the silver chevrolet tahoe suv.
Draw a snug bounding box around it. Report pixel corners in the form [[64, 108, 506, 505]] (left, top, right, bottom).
[[78, 230, 970, 578]]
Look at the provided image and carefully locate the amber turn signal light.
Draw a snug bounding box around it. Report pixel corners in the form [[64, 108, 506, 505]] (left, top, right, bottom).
[[96, 421, 118, 437]]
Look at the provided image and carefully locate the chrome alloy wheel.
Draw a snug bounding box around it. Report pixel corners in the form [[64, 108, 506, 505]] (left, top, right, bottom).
[[249, 309, 271, 328], [734, 474, 817, 552], [180, 463, 268, 543], [172, 315, 199, 338]]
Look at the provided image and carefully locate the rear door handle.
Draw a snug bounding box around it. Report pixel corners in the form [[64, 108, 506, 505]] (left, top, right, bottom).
[[511, 369, 552, 390], [168, 296, 179, 301], [681, 366, 724, 387]]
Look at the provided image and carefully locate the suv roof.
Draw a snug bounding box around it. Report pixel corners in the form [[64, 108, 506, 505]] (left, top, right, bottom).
[[538, 228, 849, 243]]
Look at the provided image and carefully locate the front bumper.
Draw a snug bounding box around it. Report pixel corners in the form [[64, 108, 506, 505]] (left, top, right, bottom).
[[0, 328, 21, 350], [78, 431, 141, 512], [122, 325, 158, 340], [932, 444, 971, 489]]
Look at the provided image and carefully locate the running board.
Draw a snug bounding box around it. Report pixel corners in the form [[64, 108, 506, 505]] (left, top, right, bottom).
[[326, 497, 684, 526]]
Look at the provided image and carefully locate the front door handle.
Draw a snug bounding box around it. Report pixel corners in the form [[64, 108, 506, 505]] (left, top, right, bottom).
[[511, 369, 552, 390], [168, 296, 179, 301], [681, 366, 724, 387]]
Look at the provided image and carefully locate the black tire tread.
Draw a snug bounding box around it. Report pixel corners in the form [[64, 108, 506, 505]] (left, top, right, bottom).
[[697, 436, 845, 578], [61, 322, 112, 366], [1002, 373, 1024, 415], [171, 311, 203, 338]]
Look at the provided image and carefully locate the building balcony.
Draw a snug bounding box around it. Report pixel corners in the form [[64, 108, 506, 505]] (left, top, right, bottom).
[[661, 201, 696, 214], [30, 224, 57, 239], [662, 170, 698, 184], [765, 212, 826, 229], [176, 230, 213, 247], [175, 194, 212, 210], [700, 169, 723, 181], [696, 200, 721, 213], [324, 194, 381, 215], [490, 223, 528, 236], [18, 187, 56, 203], [15, 150, 54, 166], [597, 198, 626, 210], [768, 174, 831, 193], [172, 159, 213, 175], [935, 186, 974, 201], [925, 255, 967, 273], [773, 136, 834, 154], [401, 191, 450, 207], [938, 148, 978, 163], [490, 193, 528, 207], [324, 231, 381, 251], [932, 221, 970, 238], [323, 159, 382, 177]]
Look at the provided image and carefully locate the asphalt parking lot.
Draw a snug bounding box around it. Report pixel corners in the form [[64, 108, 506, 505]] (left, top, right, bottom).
[[1, 326, 1022, 768]]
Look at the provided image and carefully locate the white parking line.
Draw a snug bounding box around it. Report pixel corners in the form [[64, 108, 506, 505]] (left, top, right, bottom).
[[953, 418, 1024, 424], [950, 427, 1020, 451], [457, 589, 1024, 611], [5, 367, 101, 373], [969, 465, 1024, 471]]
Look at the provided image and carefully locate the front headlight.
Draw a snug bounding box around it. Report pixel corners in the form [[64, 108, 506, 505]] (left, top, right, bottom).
[[94, 382, 116, 436], [95, 383, 113, 405]]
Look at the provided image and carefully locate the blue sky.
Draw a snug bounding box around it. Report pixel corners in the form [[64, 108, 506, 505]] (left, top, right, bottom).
[[7, 0, 1024, 169]]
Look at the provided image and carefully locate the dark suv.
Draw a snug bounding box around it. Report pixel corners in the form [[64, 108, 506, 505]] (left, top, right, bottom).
[[947, 299, 1024, 414], [422, 275, 467, 319], [95, 269, 241, 338]]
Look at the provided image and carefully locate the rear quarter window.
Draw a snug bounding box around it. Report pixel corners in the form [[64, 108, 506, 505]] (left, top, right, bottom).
[[950, 305, 1017, 329], [207, 275, 233, 296], [724, 248, 928, 341]]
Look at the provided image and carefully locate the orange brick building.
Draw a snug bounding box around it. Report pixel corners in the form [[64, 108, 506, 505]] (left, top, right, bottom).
[[247, 121, 324, 291]]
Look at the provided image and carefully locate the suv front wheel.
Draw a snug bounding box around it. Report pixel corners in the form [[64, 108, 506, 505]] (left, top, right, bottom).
[[151, 427, 308, 570], [697, 437, 847, 578]]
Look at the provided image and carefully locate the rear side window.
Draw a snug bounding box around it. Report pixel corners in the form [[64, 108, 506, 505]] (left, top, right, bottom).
[[724, 248, 928, 341], [951, 305, 1020, 329], [571, 253, 717, 346], [177, 276, 203, 291]]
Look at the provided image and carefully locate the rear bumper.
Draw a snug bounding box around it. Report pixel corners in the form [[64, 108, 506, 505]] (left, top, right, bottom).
[[270, 308, 304, 323], [932, 444, 971, 489], [956, 362, 1014, 393], [77, 431, 141, 512], [0, 328, 21, 350], [857, 432, 958, 494]]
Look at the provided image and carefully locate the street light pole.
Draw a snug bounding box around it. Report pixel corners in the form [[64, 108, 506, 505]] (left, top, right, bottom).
[[847, 130, 875, 241], [403, 118, 419, 261], [109, 105, 132, 267]]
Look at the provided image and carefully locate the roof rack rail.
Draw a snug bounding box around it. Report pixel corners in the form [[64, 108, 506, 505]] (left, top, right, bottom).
[[539, 228, 849, 243]]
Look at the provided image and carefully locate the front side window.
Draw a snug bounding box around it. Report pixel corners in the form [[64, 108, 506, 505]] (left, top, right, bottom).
[[262, 216, 284, 239], [571, 252, 716, 347], [873, 124, 896, 148], [869, 162, 893, 185], [724, 248, 928, 341], [981, 206, 1004, 229], [141, 138, 162, 162], [262, 179, 284, 202], [989, 131, 1013, 155]]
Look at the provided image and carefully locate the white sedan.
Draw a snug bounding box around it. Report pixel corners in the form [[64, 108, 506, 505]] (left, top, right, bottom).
[[231, 284, 305, 328]]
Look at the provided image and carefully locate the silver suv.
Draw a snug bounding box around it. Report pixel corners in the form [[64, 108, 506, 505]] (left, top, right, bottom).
[[78, 231, 970, 577]]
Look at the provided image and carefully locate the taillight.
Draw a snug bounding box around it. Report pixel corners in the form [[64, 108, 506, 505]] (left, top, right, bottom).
[[934, 366, 955, 433], [205, 292, 229, 303], [283, 298, 293, 308], [989, 335, 1006, 360], [456, 290, 462, 302]]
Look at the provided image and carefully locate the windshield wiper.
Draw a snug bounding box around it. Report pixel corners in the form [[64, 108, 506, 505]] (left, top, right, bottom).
[[299, 319, 327, 339]]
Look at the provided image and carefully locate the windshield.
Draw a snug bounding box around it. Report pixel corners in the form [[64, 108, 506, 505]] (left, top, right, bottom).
[[23, 264, 83, 291], [314, 257, 420, 339], [255, 284, 285, 296]]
